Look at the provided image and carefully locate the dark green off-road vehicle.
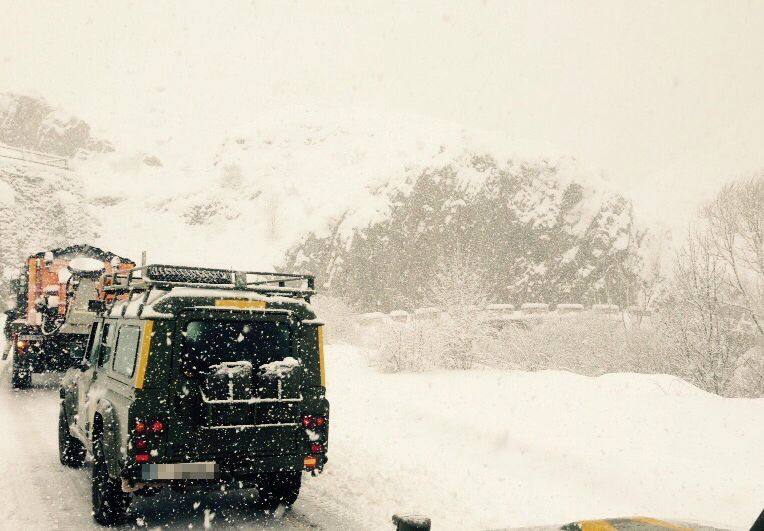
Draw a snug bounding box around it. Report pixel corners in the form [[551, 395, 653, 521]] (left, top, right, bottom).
[[58, 265, 329, 525]]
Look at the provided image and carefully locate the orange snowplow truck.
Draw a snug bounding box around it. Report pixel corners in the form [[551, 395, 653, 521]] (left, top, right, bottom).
[[4, 244, 134, 388]]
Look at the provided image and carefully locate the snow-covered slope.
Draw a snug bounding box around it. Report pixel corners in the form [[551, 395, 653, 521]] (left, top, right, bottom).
[[1, 95, 628, 279], [0, 158, 99, 290], [0, 93, 112, 157]]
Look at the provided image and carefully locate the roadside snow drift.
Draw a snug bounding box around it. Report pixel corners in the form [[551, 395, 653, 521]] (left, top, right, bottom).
[[304, 345, 764, 530]]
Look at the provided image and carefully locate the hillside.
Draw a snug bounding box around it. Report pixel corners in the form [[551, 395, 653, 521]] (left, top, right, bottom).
[[0, 93, 112, 157], [1, 95, 639, 309], [0, 159, 99, 297], [284, 154, 640, 310]]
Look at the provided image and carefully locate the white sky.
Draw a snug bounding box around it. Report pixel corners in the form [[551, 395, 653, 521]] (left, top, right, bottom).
[[2, 0, 762, 228]]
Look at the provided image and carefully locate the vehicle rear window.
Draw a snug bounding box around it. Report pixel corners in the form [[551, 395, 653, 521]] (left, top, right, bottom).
[[180, 320, 291, 376], [113, 326, 141, 377]]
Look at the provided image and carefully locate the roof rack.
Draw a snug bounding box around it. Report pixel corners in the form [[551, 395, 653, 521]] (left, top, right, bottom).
[[102, 264, 315, 301]]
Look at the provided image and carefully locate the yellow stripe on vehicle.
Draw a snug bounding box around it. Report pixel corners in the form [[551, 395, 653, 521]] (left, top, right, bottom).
[[215, 299, 267, 309], [134, 320, 154, 390], [317, 325, 326, 387], [579, 520, 619, 531], [630, 517, 691, 530]]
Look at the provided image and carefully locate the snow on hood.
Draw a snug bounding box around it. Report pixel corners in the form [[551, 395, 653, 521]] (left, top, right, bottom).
[[258, 357, 300, 379]]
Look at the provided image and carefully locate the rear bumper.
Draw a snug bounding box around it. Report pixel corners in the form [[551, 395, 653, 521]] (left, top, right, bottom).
[[123, 453, 306, 486]]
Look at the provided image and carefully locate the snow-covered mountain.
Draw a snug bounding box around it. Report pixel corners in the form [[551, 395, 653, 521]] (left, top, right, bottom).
[[0, 94, 112, 157], [284, 153, 640, 310], [0, 94, 640, 309]]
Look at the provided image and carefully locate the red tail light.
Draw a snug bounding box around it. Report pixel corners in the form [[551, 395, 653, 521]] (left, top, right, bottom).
[[310, 443, 323, 454], [134, 419, 164, 434], [134, 439, 147, 450], [302, 416, 327, 429], [135, 453, 150, 463]]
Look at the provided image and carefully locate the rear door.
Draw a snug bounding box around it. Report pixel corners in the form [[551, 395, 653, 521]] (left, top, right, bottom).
[[166, 309, 302, 463]]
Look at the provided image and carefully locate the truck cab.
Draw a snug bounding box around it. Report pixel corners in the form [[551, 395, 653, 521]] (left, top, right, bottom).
[[58, 264, 328, 525]]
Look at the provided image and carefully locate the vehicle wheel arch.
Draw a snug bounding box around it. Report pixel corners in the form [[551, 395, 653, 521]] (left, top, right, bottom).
[[92, 402, 122, 477]]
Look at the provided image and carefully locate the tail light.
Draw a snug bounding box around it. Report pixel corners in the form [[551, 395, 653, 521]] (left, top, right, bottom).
[[302, 415, 327, 429], [132, 419, 165, 463], [310, 443, 323, 454], [134, 419, 164, 434], [303, 456, 318, 469]]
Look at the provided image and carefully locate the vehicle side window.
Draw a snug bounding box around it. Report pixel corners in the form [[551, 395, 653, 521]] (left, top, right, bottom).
[[113, 326, 141, 377], [98, 323, 113, 367], [86, 323, 101, 365]]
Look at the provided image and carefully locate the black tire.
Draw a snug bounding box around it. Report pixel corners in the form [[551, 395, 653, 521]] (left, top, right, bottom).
[[11, 363, 31, 389], [91, 437, 129, 525], [58, 406, 85, 468], [256, 470, 301, 511]]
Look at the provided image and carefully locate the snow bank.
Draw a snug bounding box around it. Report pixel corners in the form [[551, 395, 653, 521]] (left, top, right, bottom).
[[301, 344, 764, 530], [0, 178, 14, 205]]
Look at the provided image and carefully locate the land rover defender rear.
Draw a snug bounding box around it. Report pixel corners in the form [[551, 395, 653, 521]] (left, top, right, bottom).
[[58, 265, 328, 525]]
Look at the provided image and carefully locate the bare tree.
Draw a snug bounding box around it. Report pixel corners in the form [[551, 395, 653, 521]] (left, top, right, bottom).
[[622, 229, 667, 328], [659, 232, 755, 395], [702, 175, 764, 335]]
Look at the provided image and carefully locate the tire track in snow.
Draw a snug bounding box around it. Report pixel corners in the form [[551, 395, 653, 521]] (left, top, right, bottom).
[[0, 356, 356, 530], [0, 370, 95, 529]]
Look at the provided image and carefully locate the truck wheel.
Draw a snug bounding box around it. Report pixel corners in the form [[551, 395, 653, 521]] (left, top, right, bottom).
[[91, 437, 130, 525], [11, 364, 31, 389], [256, 470, 301, 511], [58, 407, 85, 468]]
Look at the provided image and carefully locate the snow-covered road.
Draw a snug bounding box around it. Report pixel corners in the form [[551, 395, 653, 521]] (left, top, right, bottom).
[[0, 345, 362, 530], [0, 339, 762, 530]]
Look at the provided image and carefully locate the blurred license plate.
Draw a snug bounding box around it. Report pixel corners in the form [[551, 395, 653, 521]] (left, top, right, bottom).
[[142, 462, 218, 480]]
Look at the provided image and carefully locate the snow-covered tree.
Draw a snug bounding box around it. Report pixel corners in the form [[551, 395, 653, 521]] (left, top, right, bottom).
[[659, 231, 756, 396], [701, 175, 763, 335], [426, 253, 488, 370]]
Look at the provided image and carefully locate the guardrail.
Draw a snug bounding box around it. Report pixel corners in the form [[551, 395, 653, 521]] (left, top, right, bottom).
[[0, 144, 69, 169]]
